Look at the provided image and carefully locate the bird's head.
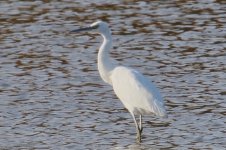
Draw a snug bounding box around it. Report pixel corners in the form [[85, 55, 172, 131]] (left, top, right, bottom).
[[71, 21, 110, 35]]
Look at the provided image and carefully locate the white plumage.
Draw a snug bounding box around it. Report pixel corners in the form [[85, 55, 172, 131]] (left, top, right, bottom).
[[111, 66, 166, 116], [71, 21, 167, 142]]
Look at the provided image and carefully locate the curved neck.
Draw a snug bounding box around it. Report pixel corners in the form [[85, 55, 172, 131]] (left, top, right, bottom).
[[98, 32, 115, 85]]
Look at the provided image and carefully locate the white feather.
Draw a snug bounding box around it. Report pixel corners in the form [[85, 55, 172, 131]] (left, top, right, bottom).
[[110, 66, 167, 117]]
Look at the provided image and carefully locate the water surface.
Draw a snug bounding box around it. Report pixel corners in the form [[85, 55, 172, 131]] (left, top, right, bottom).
[[0, 0, 225, 149]]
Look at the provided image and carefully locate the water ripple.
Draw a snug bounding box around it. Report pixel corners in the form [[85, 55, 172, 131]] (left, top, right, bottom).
[[0, 0, 225, 149]]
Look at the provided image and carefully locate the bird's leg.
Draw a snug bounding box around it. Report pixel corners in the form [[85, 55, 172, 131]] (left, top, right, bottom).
[[136, 115, 143, 143], [139, 115, 143, 134], [132, 113, 143, 143]]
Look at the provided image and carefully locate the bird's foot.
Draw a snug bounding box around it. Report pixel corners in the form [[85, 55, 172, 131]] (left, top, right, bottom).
[[136, 127, 143, 143], [136, 135, 141, 143]]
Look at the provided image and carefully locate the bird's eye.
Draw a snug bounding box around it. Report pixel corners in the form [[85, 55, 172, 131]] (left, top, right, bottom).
[[91, 25, 99, 29]]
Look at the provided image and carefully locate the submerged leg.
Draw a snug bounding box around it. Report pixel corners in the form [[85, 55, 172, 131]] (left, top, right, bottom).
[[131, 113, 143, 143]]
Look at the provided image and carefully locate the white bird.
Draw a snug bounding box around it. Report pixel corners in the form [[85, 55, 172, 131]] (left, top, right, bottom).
[[71, 21, 167, 142]]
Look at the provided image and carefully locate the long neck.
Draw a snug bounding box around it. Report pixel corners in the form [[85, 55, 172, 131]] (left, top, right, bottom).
[[98, 32, 115, 85]]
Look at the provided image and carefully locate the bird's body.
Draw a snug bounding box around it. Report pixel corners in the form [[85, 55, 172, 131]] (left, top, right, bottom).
[[111, 66, 166, 116], [71, 21, 167, 142]]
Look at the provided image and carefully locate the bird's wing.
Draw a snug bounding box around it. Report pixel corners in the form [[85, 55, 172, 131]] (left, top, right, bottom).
[[110, 66, 166, 116]]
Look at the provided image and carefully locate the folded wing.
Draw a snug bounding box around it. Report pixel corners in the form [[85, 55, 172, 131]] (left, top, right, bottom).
[[110, 66, 167, 117]]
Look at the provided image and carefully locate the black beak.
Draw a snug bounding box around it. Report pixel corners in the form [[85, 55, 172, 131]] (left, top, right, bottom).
[[71, 26, 96, 33]]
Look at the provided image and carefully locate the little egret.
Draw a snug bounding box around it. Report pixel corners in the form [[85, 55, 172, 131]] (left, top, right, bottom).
[[71, 21, 167, 142]]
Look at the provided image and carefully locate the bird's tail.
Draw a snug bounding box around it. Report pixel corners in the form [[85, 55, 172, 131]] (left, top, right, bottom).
[[153, 100, 168, 118]]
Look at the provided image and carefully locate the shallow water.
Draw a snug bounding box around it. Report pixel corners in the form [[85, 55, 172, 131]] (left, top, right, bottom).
[[0, 0, 225, 149]]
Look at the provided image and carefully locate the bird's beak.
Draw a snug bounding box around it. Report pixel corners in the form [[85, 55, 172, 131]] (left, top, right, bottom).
[[71, 26, 96, 33]]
